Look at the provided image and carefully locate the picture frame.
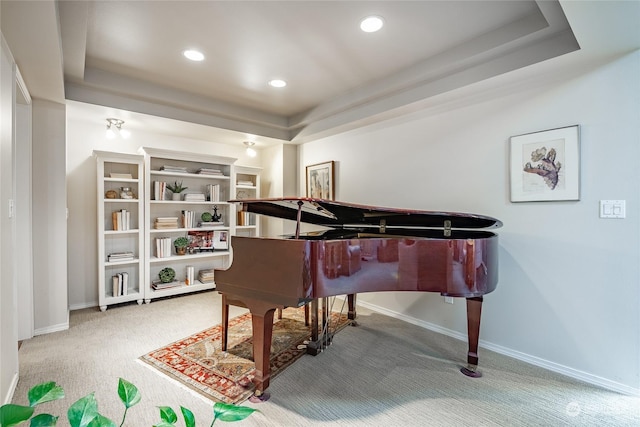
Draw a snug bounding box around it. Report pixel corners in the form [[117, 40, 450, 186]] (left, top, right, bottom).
[[510, 125, 580, 202], [306, 161, 335, 200]]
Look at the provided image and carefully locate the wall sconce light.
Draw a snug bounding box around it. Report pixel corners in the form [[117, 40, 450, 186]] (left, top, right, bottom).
[[243, 141, 257, 157], [106, 118, 131, 139]]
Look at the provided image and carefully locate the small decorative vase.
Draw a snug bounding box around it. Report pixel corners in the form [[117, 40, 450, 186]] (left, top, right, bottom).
[[120, 187, 134, 199], [175, 246, 187, 255], [172, 193, 181, 201]]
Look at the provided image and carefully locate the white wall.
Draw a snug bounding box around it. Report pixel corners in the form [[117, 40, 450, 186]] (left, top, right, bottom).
[[66, 118, 261, 309], [259, 144, 299, 237], [15, 101, 32, 340], [0, 32, 19, 405], [299, 52, 640, 395], [32, 99, 68, 335]]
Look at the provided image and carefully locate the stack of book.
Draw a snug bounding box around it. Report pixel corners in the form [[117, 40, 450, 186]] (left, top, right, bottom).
[[154, 217, 179, 229], [151, 279, 180, 290], [237, 180, 254, 186], [237, 211, 253, 226], [184, 193, 206, 202], [160, 165, 188, 173], [207, 184, 220, 202], [198, 268, 215, 284], [112, 209, 131, 230], [110, 173, 133, 179], [155, 237, 173, 258], [197, 168, 223, 176], [107, 251, 134, 262], [112, 272, 129, 296], [181, 210, 197, 228], [153, 181, 167, 200]]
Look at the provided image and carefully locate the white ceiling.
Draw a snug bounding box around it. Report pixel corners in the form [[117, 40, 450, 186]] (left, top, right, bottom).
[[2, 1, 639, 147]]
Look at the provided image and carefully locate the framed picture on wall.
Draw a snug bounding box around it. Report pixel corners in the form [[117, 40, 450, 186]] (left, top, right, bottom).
[[510, 125, 580, 202], [306, 161, 335, 200]]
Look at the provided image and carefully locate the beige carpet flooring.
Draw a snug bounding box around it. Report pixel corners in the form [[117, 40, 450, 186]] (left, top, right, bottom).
[[12, 291, 640, 426]]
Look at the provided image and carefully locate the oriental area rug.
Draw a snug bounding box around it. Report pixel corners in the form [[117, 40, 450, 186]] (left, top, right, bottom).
[[139, 307, 349, 404]]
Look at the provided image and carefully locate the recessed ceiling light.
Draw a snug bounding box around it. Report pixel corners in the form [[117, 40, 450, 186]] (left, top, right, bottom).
[[183, 49, 204, 61], [268, 79, 287, 88], [360, 16, 384, 33]]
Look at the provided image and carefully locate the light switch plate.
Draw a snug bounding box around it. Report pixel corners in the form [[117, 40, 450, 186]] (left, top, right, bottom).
[[600, 200, 626, 219]]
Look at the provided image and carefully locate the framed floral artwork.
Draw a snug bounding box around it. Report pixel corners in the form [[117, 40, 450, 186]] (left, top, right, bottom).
[[510, 125, 580, 202]]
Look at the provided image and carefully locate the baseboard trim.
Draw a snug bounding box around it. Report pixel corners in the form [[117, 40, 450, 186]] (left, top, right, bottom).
[[356, 300, 640, 397], [34, 321, 69, 336], [69, 301, 97, 311]]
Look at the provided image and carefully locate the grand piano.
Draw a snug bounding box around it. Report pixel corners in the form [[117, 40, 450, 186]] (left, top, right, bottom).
[[215, 198, 502, 397]]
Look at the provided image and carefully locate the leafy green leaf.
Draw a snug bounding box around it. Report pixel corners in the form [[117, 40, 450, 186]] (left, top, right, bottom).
[[67, 394, 99, 427], [0, 404, 35, 427], [152, 423, 175, 427], [157, 406, 177, 424], [86, 414, 116, 427], [212, 402, 258, 422], [116, 379, 141, 409], [180, 406, 195, 427], [27, 382, 65, 407], [29, 413, 59, 426]]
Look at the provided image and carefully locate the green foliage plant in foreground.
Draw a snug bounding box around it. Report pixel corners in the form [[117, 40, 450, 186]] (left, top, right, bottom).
[[0, 378, 258, 427]]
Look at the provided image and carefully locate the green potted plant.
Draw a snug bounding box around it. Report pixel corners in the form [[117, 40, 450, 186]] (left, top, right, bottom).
[[174, 236, 189, 255], [158, 267, 176, 284], [167, 181, 188, 200], [0, 378, 258, 426]]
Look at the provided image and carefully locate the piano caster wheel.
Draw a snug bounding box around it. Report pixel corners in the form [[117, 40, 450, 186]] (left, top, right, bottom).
[[350, 320, 358, 327], [249, 390, 270, 403], [460, 365, 482, 378]]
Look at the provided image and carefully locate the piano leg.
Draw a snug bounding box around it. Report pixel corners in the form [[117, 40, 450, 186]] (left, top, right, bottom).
[[249, 305, 277, 398], [221, 294, 230, 351], [348, 293, 358, 326], [219, 293, 282, 399], [461, 296, 483, 378], [307, 299, 321, 355]]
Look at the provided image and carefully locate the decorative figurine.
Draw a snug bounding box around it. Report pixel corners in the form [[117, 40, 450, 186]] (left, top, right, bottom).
[[212, 205, 222, 222]]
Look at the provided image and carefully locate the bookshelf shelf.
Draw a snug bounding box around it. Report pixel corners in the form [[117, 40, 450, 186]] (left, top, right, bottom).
[[95, 151, 145, 311], [95, 149, 262, 310], [234, 165, 262, 237], [141, 147, 239, 303]]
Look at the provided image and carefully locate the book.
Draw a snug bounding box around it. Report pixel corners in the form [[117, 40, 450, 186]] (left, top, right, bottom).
[[197, 168, 223, 175], [181, 210, 196, 228], [207, 184, 220, 201], [151, 279, 181, 290], [112, 209, 131, 231], [160, 165, 188, 173], [154, 217, 179, 229], [184, 193, 206, 202], [153, 181, 167, 201], [110, 173, 133, 179], [198, 268, 215, 284], [155, 237, 172, 258], [122, 272, 128, 296], [107, 252, 134, 262]]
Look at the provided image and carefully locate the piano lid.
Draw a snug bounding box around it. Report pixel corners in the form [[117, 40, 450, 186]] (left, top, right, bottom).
[[230, 198, 502, 232]]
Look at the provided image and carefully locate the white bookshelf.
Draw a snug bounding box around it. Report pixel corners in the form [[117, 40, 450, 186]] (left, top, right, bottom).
[[234, 165, 262, 238], [94, 151, 145, 311], [140, 147, 237, 303]]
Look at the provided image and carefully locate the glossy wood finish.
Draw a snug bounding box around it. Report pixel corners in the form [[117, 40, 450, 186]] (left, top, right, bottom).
[[216, 231, 499, 393]]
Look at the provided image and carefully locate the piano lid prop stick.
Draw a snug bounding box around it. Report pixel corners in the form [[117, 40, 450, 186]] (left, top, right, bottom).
[[295, 200, 303, 239]]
